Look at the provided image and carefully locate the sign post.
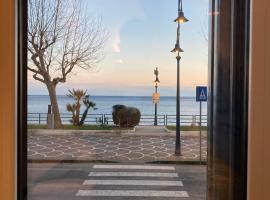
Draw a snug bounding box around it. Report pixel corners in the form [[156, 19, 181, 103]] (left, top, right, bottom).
[[153, 67, 160, 126], [152, 92, 160, 125], [152, 92, 160, 104], [196, 86, 207, 163]]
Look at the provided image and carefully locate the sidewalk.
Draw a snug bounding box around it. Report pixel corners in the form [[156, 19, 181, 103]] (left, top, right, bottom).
[[27, 126, 207, 162]]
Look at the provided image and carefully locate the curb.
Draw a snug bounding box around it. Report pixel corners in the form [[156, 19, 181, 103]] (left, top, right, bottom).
[[164, 128, 207, 137], [28, 128, 136, 136], [28, 128, 207, 137], [147, 160, 207, 165], [28, 159, 119, 164], [28, 159, 207, 165]]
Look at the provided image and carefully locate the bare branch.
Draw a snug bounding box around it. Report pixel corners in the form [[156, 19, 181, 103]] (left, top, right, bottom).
[[33, 73, 46, 83], [28, 0, 108, 86], [27, 66, 40, 74]]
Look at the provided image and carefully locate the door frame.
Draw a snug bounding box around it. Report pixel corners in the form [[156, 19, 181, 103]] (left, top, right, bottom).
[[11, 0, 269, 199], [0, 1, 16, 200], [247, 0, 270, 199], [17, 0, 28, 199]]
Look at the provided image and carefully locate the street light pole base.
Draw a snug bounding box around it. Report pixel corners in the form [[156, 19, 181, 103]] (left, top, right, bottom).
[[175, 150, 182, 156]]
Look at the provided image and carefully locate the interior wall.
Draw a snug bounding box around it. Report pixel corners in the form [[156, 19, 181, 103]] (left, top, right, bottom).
[[248, 0, 270, 199], [0, 0, 15, 200]]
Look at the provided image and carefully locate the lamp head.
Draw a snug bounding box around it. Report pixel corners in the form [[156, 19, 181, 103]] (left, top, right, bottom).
[[174, 11, 189, 23], [171, 43, 184, 54], [154, 77, 160, 83]]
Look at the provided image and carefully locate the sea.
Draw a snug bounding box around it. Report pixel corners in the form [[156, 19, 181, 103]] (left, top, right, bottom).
[[28, 95, 208, 125], [28, 95, 207, 116]]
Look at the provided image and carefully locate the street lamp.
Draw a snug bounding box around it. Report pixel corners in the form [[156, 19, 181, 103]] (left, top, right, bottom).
[[154, 67, 160, 126], [174, 0, 189, 23], [171, 0, 189, 155]]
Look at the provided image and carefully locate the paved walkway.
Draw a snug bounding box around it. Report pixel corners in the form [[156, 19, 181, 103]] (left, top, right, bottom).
[[28, 126, 207, 162]]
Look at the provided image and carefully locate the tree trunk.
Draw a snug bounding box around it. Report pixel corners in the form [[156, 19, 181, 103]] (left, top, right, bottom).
[[46, 83, 62, 128], [79, 107, 89, 126], [75, 101, 81, 126]]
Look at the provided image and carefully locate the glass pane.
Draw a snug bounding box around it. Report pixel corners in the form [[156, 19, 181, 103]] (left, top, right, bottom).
[[26, 0, 208, 199]]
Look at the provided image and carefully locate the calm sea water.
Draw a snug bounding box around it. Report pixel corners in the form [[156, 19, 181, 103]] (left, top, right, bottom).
[[28, 95, 207, 115]]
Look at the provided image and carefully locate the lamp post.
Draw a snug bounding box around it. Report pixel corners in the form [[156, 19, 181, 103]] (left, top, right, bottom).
[[154, 67, 160, 126], [171, 0, 188, 155]]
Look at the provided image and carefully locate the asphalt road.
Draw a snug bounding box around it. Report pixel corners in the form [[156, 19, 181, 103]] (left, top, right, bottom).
[[28, 163, 206, 200]]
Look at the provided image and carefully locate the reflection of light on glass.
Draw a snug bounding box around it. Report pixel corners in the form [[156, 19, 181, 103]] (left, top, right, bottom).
[[209, 11, 220, 16]]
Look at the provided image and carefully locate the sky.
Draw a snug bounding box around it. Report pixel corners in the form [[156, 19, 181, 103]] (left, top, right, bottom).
[[28, 0, 209, 96]]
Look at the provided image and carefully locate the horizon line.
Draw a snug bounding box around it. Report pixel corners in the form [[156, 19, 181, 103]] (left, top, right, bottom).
[[27, 94, 196, 98]]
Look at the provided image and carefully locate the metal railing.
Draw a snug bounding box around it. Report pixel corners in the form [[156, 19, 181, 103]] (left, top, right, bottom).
[[27, 113, 207, 126]]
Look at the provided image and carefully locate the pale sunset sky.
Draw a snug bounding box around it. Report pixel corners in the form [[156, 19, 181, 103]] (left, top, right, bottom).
[[28, 0, 209, 96]]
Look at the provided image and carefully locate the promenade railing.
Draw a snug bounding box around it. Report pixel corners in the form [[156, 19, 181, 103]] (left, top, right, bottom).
[[27, 113, 207, 126]]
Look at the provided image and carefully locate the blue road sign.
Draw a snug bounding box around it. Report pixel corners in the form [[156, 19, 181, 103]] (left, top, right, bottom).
[[196, 86, 207, 102]]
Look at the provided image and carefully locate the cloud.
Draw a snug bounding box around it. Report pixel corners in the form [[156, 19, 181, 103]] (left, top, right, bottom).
[[111, 31, 121, 52], [101, 0, 145, 53], [115, 59, 124, 64]]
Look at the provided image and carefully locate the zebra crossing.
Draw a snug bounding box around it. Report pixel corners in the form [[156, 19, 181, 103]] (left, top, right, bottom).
[[76, 164, 189, 198]]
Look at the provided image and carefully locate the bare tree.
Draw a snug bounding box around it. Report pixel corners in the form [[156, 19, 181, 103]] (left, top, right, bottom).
[[200, 21, 208, 43], [27, 0, 108, 128], [200, 10, 209, 44]]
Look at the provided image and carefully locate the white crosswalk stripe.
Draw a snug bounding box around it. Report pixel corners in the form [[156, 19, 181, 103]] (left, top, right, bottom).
[[89, 172, 179, 177], [93, 164, 175, 170], [83, 179, 183, 186], [76, 164, 189, 198], [76, 190, 189, 197]]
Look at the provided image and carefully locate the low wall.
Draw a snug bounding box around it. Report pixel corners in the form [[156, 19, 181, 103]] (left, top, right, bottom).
[[28, 128, 207, 137]]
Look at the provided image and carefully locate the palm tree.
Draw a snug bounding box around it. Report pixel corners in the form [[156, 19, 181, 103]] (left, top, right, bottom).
[[66, 89, 87, 126], [79, 97, 97, 126]]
